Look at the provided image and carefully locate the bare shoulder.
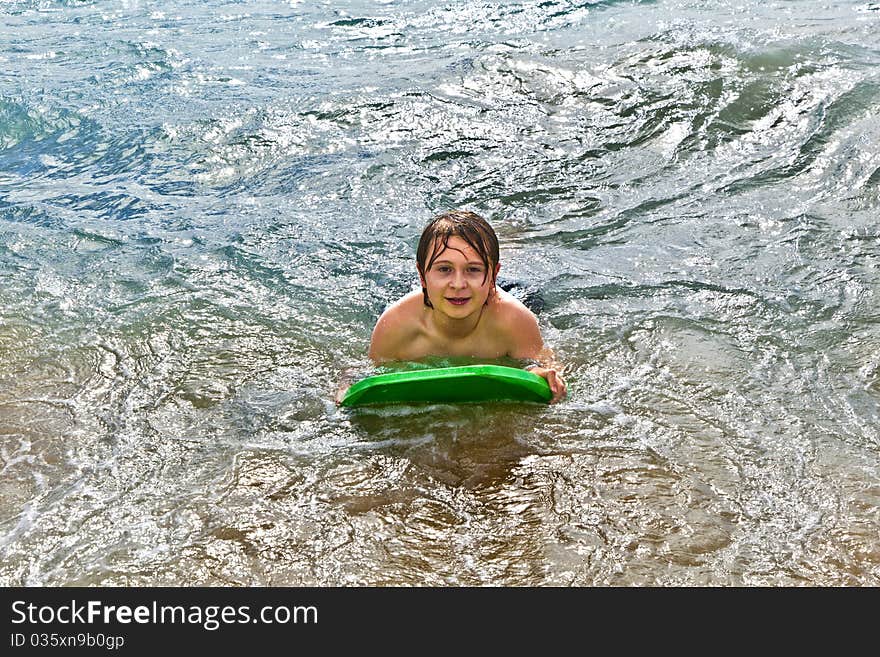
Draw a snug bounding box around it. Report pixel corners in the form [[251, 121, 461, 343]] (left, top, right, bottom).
[[368, 291, 423, 361], [489, 289, 543, 358], [491, 288, 540, 326]]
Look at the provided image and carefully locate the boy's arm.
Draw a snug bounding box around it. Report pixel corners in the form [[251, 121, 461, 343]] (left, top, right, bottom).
[[335, 366, 359, 405], [368, 303, 406, 363], [507, 308, 567, 404], [337, 308, 404, 405]]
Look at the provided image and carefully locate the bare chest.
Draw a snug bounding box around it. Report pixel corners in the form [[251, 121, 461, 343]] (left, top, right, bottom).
[[403, 320, 510, 360]]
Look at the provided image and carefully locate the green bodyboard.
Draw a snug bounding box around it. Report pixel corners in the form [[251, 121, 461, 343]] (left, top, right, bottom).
[[340, 364, 552, 407]]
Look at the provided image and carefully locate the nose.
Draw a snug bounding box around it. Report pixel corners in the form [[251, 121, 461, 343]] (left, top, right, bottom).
[[450, 269, 468, 289]]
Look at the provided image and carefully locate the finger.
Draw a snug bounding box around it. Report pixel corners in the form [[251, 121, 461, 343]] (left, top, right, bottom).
[[552, 374, 566, 402], [551, 373, 562, 394]]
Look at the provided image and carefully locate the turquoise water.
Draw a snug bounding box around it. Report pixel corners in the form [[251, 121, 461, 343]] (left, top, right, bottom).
[[1, 0, 878, 585]]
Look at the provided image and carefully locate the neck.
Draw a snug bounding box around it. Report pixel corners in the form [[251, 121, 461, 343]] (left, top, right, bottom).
[[429, 304, 485, 340]]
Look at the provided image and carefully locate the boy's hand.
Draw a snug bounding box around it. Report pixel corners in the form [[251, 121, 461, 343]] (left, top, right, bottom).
[[528, 366, 567, 404]]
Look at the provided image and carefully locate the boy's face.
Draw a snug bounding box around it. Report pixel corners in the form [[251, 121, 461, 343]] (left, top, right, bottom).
[[420, 236, 498, 318]]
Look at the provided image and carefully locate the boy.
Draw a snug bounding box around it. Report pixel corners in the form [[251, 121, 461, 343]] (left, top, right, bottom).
[[367, 210, 566, 403]]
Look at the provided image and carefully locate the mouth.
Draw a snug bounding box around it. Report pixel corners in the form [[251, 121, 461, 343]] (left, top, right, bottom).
[[446, 297, 471, 306]]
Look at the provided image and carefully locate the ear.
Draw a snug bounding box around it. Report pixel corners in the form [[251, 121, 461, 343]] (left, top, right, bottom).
[[417, 265, 426, 287]]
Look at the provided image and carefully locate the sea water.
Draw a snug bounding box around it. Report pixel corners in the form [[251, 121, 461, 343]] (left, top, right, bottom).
[[1, 0, 878, 585]]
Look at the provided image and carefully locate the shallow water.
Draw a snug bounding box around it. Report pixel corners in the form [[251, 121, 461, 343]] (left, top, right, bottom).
[[1, 0, 879, 586]]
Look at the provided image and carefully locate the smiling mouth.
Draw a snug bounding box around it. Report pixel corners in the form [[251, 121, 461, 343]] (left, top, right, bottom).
[[446, 297, 470, 306]]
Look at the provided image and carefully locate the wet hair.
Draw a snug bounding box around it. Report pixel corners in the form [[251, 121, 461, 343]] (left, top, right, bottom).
[[416, 210, 500, 308]]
